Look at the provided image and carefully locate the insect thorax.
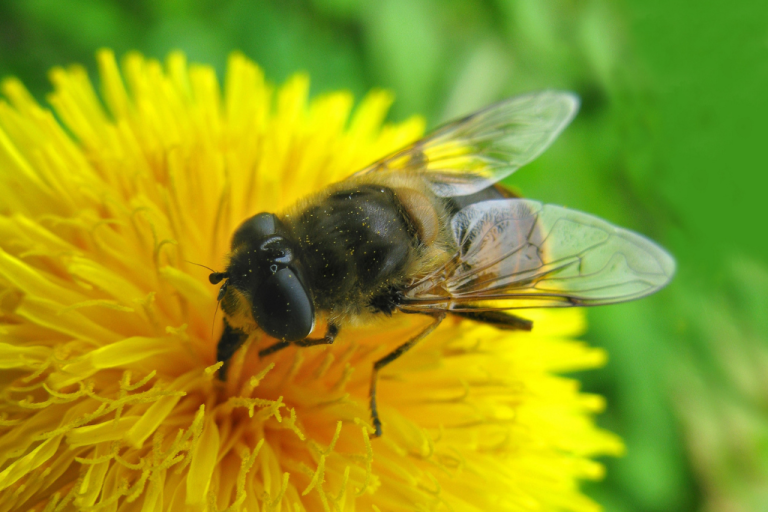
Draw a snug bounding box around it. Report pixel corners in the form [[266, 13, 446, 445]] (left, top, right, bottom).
[[288, 184, 419, 314]]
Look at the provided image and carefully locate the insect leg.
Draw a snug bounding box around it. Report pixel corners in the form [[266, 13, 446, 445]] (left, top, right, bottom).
[[451, 310, 532, 331], [258, 340, 291, 358], [369, 313, 446, 437], [294, 323, 339, 347], [258, 323, 340, 358], [217, 319, 248, 380]]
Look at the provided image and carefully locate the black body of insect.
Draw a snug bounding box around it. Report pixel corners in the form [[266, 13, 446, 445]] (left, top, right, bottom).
[[208, 91, 675, 437]]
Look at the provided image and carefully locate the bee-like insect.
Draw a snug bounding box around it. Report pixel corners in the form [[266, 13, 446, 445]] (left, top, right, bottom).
[[209, 91, 675, 437]]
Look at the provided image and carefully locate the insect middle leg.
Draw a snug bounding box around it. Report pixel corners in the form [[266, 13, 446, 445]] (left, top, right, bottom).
[[258, 323, 340, 358], [369, 312, 446, 437]]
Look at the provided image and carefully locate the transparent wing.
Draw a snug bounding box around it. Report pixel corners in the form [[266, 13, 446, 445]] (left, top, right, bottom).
[[400, 199, 675, 312], [354, 92, 579, 197]]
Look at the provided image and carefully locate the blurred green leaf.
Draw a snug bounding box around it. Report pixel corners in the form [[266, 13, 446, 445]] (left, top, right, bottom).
[[361, 0, 445, 118]]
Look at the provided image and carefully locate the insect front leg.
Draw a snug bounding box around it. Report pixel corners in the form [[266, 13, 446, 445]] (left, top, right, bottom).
[[217, 319, 248, 380], [258, 323, 340, 358], [369, 312, 446, 437]]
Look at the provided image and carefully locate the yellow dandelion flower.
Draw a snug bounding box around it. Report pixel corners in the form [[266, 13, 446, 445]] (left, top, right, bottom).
[[0, 50, 624, 512]]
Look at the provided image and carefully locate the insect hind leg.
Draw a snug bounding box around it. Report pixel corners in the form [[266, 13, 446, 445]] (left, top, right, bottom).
[[369, 313, 445, 437], [451, 310, 533, 331]]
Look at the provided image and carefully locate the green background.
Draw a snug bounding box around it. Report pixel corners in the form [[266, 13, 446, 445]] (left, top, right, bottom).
[[1, 1, 767, 510]]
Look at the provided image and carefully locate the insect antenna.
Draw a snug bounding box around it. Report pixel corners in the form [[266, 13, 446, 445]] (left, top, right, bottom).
[[185, 260, 228, 284], [184, 260, 227, 337], [211, 280, 229, 338], [211, 299, 221, 338], [184, 260, 218, 273]]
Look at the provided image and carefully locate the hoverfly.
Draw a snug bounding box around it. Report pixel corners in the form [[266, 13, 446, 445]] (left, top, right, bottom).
[[208, 91, 675, 437]]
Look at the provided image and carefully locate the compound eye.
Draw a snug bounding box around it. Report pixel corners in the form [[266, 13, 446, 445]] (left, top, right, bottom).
[[231, 213, 282, 250], [251, 268, 314, 342]]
